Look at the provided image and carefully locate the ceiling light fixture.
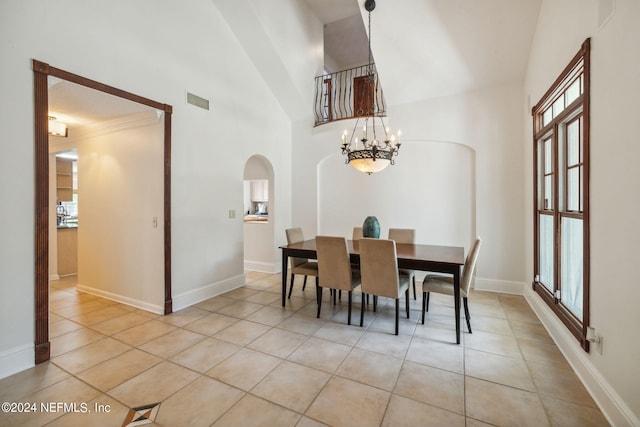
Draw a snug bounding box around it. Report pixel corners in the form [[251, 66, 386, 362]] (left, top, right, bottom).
[[48, 116, 68, 137], [340, 0, 401, 175]]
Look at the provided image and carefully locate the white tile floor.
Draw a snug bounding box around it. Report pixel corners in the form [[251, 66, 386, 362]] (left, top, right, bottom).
[[0, 272, 609, 426]]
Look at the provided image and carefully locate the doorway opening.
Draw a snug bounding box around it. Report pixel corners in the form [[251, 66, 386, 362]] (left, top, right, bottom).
[[33, 60, 173, 364], [243, 155, 276, 273]]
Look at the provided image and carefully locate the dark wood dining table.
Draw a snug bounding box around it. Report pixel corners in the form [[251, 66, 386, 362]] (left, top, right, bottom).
[[280, 239, 466, 344]]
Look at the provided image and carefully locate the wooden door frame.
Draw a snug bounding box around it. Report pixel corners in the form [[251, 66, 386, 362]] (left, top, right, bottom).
[[33, 59, 173, 364]]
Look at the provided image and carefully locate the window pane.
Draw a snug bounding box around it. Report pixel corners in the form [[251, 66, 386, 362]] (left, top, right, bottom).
[[552, 96, 565, 118], [565, 78, 581, 105], [580, 166, 584, 211], [544, 139, 552, 174], [567, 167, 579, 211], [543, 108, 553, 127], [539, 215, 554, 292], [544, 176, 553, 209], [561, 217, 583, 320], [567, 120, 580, 165]]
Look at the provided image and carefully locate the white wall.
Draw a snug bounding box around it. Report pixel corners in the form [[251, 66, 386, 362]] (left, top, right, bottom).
[[293, 83, 525, 287], [76, 115, 164, 312], [0, 0, 301, 377], [524, 0, 640, 424]]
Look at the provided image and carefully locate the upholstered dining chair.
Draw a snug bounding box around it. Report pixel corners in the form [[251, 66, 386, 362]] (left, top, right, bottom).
[[359, 238, 411, 335], [285, 228, 319, 299], [422, 236, 482, 332], [388, 228, 417, 300], [315, 236, 361, 325], [352, 226, 364, 240]]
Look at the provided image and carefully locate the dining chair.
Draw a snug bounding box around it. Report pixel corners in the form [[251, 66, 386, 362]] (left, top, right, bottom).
[[359, 238, 410, 335], [352, 226, 364, 240], [315, 236, 361, 325], [422, 236, 482, 332], [388, 228, 417, 300], [285, 228, 319, 299]]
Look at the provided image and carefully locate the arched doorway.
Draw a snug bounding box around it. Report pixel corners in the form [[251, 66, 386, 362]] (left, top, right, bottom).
[[242, 155, 276, 272]]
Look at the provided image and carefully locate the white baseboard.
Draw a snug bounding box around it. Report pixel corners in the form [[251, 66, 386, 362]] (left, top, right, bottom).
[[0, 344, 34, 380], [172, 274, 246, 312], [474, 278, 526, 295], [76, 284, 164, 315], [525, 288, 639, 427], [244, 260, 278, 274], [49, 274, 60, 281]]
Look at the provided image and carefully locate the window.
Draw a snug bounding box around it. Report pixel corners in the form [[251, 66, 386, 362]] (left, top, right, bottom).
[[531, 39, 591, 351]]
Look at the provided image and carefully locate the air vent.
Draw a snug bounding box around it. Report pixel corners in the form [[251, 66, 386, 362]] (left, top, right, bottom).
[[186, 92, 210, 110]]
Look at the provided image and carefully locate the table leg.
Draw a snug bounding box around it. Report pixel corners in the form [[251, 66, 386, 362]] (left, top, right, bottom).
[[282, 249, 288, 307], [454, 267, 461, 344]]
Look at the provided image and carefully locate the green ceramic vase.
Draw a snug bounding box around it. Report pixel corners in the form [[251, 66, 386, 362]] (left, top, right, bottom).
[[362, 216, 380, 238]]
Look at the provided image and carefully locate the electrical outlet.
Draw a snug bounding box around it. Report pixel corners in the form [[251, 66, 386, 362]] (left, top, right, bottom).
[[152, 216, 158, 228], [228, 210, 236, 219]]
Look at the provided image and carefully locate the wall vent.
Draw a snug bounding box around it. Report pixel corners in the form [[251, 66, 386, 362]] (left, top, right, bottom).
[[186, 92, 210, 110]]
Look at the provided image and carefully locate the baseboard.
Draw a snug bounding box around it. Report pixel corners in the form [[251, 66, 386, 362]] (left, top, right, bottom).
[[49, 274, 60, 281], [0, 343, 34, 380], [474, 278, 526, 295], [172, 274, 246, 312], [244, 260, 278, 274], [525, 288, 640, 427], [76, 284, 164, 315]]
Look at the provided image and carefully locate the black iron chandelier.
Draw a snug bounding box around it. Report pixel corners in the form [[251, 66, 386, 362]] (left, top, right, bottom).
[[340, 0, 401, 174]]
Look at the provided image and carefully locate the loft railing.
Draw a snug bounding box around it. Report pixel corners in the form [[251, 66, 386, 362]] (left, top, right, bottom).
[[313, 63, 387, 126]]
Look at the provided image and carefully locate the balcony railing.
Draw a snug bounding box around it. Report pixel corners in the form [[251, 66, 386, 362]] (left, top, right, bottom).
[[313, 64, 387, 126]]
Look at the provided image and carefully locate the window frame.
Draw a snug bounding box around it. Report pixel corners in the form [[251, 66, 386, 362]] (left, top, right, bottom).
[[531, 39, 591, 351]]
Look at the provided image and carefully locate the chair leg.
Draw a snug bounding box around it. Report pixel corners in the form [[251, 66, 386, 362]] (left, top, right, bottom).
[[302, 275, 308, 291], [317, 286, 323, 318], [287, 274, 295, 299], [373, 295, 378, 312], [360, 293, 365, 327], [395, 299, 400, 335], [421, 291, 426, 324], [333, 289, 337, 305], [412, 276, 417, 300], [463, 297, 472, 333], [405, 288, 410, 318], [426, 292, 430, 312], [347, 291, 352, 325]]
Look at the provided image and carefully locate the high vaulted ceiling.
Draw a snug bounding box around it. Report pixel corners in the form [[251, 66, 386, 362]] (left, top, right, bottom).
[[306, 0, 542, 105], [48, 0, 543, 129]]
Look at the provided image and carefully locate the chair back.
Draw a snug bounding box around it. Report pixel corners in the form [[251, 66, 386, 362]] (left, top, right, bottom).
[[316, 236, 354, 291], [359, 238, 401, 299], [352, 227, 364, 240], [388, 228, 415, 244], [461, 237, 482, 294], [286, 227, 308, 268]]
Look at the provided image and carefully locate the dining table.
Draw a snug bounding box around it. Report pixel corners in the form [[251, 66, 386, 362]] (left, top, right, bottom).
[[280, 239, 466, 344]]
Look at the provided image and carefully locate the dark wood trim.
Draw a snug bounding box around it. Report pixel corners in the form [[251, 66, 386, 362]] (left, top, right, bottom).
[[581, 38, 591, 352], [33, 61, 50, 364], [164, 107, 173, 315], [32, 59, 173, 364]]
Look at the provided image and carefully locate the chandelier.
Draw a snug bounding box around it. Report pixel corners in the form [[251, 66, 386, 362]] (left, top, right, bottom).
[[340, 0, 401, 175]]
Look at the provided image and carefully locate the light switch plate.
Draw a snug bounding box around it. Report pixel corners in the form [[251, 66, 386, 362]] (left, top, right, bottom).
[[228, 210, 236, 219]]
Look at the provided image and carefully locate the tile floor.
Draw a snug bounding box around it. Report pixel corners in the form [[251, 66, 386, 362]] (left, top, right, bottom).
[[0, 273, 609, 426]]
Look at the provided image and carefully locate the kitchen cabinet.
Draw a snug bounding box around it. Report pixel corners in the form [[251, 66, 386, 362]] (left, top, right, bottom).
[[57, 227, 77, 276], [250, 179, 268, 202], [56, 158, 73, 202]]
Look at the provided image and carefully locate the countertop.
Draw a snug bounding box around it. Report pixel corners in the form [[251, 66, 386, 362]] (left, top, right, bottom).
[[57, 222, 78, 229], [244, 214, 269, 222]]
